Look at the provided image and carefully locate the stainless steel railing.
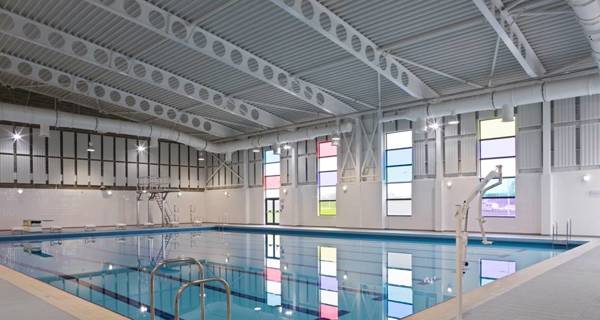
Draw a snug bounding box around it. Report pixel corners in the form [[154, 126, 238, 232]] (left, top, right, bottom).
[[174, 278, 231, 320], [150, 257, 205, 320]]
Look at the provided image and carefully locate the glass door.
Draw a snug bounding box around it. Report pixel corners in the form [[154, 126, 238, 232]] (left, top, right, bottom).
[[265, 198, 280, 225]]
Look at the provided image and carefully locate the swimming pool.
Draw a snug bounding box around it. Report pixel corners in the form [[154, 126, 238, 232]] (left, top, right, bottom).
[[0, 228, 570, 319]]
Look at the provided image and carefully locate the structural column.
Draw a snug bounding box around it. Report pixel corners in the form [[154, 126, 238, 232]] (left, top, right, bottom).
[[540, 101, 553, 235], [433, 126, 444, 231]]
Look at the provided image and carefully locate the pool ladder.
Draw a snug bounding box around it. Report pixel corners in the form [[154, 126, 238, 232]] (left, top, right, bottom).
[[149, 257, 231, 320], [551, 219, 573, 248]]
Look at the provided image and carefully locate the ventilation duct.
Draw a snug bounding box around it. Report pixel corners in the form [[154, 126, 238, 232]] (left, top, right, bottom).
[[0, 102, 351, 155], [381, 73, 600, 122], [568, 0, 600, 70]]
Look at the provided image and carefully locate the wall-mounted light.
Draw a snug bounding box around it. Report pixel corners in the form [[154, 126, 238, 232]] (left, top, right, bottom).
[[177, 191, 183, 197], [283, 188, 288, 195], [11, 131, 22, 142], [446, 181, 453, 188], [502, 104, 515, 122], [282, 143, 292, 150], [254, 307, 262, 312], [447, 114, 459, 125], [583, 174, 591, 182], [198, 151, 205, 161], [142, 189, 147, 194], [136, 144, 146, 152], [343, 273, 348, 280], [252, 148, 261, 153], [447, 286, 453, 293], [427, 120, 440, 130], [342, 185, 348, 193], [139, 305, 148, 313], [272, 144, 281, 155], [224, 191, 230, 198], [16, 188, 23, 194], [283, 265, 288, 271], [86, 141, 95, 152], [106, 190, 113, 196], [415, 118, 427, 131]]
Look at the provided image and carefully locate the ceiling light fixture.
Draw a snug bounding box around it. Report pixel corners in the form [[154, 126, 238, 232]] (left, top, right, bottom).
[[502, 104, 515, 122], [136, 144, 146, 152], [252, 148, 261, 153], [447, 114, 459, 125], [11, 132, 22, 142], [86, 141, 95, 152]]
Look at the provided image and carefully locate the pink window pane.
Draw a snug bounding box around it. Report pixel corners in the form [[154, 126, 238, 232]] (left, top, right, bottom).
[[264, 176, 280, 189], [320, 304, 339, 320], [319, 141, 337, 157], [266, 268, 281, 281]]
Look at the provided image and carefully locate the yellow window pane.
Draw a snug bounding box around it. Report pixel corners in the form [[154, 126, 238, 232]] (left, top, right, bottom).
[[320, 246, 337, 262], [319, 201, 336, 216], [480, 118, 515, 139]]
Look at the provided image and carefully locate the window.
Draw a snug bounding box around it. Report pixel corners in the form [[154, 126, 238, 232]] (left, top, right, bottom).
[[479, 118, 516, 217], [318, 141, 337, 216], [386, 252, 413, 319], [264, 149, 280, 224], [265, 234, 281, 306], [319, 246, 338, 319], [385, 131, 413, 216], [480, 259, 516, 286]]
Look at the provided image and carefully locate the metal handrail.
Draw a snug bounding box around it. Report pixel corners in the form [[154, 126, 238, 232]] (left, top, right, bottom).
[[150, 257, 205, 320], [174, 278, 231, 320]]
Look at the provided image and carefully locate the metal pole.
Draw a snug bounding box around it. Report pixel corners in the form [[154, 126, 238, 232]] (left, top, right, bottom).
[[455, 206, 465, 320], [174, 278, 231, 320]]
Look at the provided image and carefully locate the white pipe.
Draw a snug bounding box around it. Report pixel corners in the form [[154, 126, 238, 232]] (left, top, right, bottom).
[[381, 73, 600, 122], [567, 0, 600, 70], [0, 102, 351, 155]]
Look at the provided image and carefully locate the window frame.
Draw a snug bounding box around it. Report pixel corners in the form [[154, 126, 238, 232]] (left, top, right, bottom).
[[385, 131, 413, 216], [318, 140, 337, 216], [478, 118, 516, 218]]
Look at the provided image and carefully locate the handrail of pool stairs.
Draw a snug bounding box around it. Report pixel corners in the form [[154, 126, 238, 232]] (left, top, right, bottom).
[[174, 278, 232, 320], [454, 165, 503, 320], [551, 219, 573, 248], [150, 257, 206, 320]]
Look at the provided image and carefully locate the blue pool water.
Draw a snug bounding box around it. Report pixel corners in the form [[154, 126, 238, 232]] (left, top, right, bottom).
[[0, 228, 568, 319]]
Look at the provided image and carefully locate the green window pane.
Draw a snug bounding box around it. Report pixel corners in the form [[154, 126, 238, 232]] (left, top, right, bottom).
[[319, 201, 336, 216]]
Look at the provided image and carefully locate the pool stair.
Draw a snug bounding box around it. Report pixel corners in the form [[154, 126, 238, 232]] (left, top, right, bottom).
[[552, 219, 574, 248], [149, 256, 231, 320]]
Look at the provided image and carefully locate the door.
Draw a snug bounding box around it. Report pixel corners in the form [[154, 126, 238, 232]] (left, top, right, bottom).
[[265, 198, 280, 225]]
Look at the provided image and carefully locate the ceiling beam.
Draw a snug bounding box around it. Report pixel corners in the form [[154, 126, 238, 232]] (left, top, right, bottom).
[[472, 0, 546, 77], [0, 53, 240, 137], [0, 9, 290, 129], [269, 0, 438, 99], [83, 0, 356, 116]]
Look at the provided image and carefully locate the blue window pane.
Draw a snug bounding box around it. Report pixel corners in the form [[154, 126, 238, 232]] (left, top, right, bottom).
[[265, 150, 280, 163], [319, 171, 337, 186], [388, 301, 413, 319], [483, 178, 515, 198], [388, 285, 413, 304], [481, 137, 515, 159], [387, 148, 412, 166], [387, 166, 412, 183]]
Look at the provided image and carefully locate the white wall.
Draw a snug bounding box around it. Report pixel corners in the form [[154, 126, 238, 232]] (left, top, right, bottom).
[[553, 169, 600, 236], [0, 188, 204, 229]]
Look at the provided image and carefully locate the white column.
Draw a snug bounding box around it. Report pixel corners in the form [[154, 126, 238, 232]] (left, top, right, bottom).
[[540, 101, 553, 235], [243, 150, 251, 224], [434, 126, 444, 231]]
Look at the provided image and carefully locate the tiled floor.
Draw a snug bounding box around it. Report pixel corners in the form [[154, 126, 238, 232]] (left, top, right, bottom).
[[464, 244, 600, 320], [0, 279, 78, 319]]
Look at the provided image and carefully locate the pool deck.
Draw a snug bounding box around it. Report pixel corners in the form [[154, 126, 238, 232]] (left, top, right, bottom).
[[0, 224, 597, 320]]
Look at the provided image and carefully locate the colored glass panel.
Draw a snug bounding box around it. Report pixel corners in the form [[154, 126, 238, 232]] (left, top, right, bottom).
[[264, 162, 280, 176], [387, 166, 413, 183], [266, 268, 281, 281], [387, 148, 412, 166], [319, 186, 336, 201], [318, 141, 337, 157], [264, 150, 280, 163], [480, 137, 516, 158], [320, 304, 338, 320], [388, 301, 413, 319], [388, 286, 413, 304], [480, 118, 515, 139], [320, 276, 338, 291], [482, 198, 516, 217], [319, 171, 337, 186], [480, 158, 515, 178], [388, 269, 412, 287], [264, 176, 280, 189], [319, 201, 336, 216], [483, 178, 516, 198]]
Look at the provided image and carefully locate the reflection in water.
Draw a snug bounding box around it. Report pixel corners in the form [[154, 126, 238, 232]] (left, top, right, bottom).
[[319, 246, 338, 319], [480, 259, 516, 286], [265, 234, 281, 306], [387, 252, 414, 319]]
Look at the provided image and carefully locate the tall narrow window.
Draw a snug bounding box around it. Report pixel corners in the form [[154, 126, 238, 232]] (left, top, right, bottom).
[[479, 118, 516, 217], [387, 252, 413, 319], [265, 234, 281, 306], [318, 141, 337, 216], [319, 246, 338, 319], [264, 149, 280, 224], [385, 131, 413, 216]]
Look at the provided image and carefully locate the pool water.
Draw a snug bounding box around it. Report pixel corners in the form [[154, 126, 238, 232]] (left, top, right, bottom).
[[0, 229, 567, 319]]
